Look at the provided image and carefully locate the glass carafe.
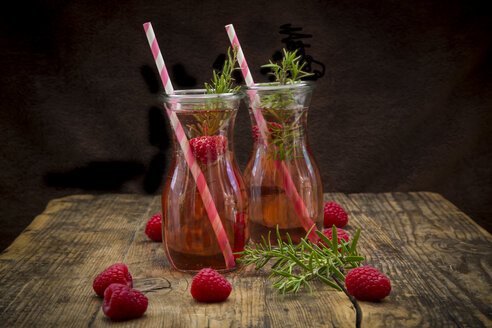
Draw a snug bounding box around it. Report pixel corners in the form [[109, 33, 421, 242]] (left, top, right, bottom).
[[161, 90, 248, 272], [243, 82, 323, 245]]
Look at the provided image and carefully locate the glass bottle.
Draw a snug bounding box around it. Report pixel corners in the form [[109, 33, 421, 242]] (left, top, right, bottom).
[[161, 90, 248, 272], [243, 82, 323, 245]]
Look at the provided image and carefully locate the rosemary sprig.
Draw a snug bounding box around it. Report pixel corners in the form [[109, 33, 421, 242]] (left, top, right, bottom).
[[261, 49, 313, 85], [257, 49, 314, 161], [236, 225, 364, 296], [264, 120, 302, 161], [204, 46, 241, 94], [188, 47, 240, 137]]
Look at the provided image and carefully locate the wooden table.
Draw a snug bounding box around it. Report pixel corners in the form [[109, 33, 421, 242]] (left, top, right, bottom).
[[0, 192, 491, 327]]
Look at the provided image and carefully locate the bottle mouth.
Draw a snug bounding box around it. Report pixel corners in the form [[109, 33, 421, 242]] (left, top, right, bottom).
[[244, 81, 315, 92], [162, 89, 244, 103]]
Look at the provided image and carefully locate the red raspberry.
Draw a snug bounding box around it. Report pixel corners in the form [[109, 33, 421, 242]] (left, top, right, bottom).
[[102, 283, 148, 320], [189, 135, 227, 164], [145, 214, 162, 242], [190, 268, 232, 302], [324, 201, 348, 228], [345, 266, 391, 301], [252, 122, 282, 144], [93, 263, 133, 297], [317, 227, 350, 249]]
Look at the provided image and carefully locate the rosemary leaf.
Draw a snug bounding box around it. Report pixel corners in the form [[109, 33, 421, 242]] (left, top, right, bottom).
[[237, 225, 364, 296]]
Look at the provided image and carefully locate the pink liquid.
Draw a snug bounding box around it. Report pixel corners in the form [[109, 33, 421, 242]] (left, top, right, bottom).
[[161, 110, 248, 272], [244, 106, 323, 246]]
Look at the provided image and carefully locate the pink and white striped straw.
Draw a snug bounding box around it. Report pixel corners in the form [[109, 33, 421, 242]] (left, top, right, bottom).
[[143, 22, 235, 268], [225, 24, 318, 242]]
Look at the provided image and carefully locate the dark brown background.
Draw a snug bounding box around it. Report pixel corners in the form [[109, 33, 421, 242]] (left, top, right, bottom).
[[1, 0, 491, 252]]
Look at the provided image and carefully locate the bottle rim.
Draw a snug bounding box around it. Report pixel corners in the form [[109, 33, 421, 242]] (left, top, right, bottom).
[[162, 89, 244, 103], [244, 81, 315, 92]]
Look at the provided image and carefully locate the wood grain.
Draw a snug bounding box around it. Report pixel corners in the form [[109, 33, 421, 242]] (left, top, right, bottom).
[[0, 193, 490, 327], [327, 192, 492, 328]]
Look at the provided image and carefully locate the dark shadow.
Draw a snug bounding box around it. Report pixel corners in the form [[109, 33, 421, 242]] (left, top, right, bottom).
[[44, 64, 172, 194], [143, 152, 166, 193], [145, 105, 170, 193], [172, 63, 197, 87], [260, 24, 326, 81], [141, 64, 173, 193], [44, 162, 145, 190], [148, 106, 168, 151], [213, 53, 226, 70], [140, 65, 160, 94], [233, 70, 244, 84], [212, 53, 244, 84]]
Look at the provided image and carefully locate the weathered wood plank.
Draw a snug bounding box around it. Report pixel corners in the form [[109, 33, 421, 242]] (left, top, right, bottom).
[[89, 195, 356, 328], [0, 194, 155, 327], [0, 192, 490, 328], [0, 194, 356, 328], [329, 192, 492, 328]]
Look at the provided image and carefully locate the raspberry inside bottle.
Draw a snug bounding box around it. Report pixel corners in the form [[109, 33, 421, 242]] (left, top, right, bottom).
[[161, 90, 248, 272], [244, 82, 323, 245]]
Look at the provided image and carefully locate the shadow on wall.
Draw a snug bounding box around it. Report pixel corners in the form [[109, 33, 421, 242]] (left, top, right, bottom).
[[43, 23, 321, 195], [43, 65, 173, 194], [44, 162, 146, 190], [260, 24, 325, 81], [42, 61, 198, 194]]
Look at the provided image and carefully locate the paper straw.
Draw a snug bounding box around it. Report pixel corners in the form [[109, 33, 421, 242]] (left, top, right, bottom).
[[143, 22, 235, 268], [225, 24, 318, 242]]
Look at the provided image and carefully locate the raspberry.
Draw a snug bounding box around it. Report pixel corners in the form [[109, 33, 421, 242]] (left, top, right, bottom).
[[189, 135, 227, 164], [93, 263, 133, 297], [102, 283, 148, 320], [145, 214, 162, 242], [252, 126, 260, 142], [317, 227, 350, 249], [324, 201, 348, 228], [345, 266, 391, 301], [252, 122, 282, 144], [190, 268, 232, 302]]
